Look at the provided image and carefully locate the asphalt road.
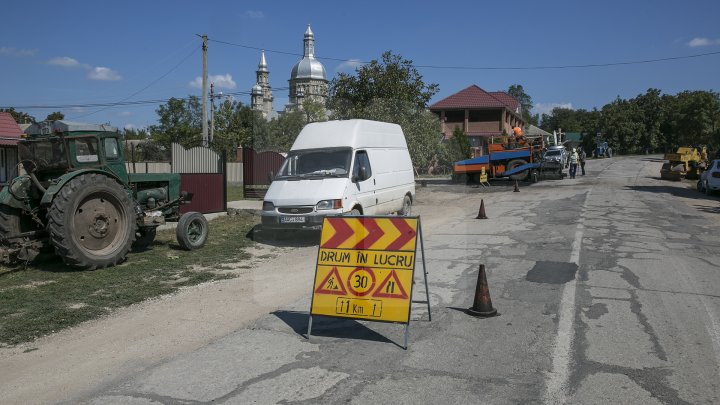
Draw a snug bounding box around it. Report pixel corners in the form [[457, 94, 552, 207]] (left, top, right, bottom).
[[9, 155, 720, 404]]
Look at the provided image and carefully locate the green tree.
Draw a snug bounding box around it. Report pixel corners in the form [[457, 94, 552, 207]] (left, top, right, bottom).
[[45, 111, 65, 121], [600, 97, 643, 154], [264, 110, 306, 151], [540, 107, 582, 133], [301, 99, 327, 123], [328, 51, 441, 173], [211, 100, 256, 159], [328, 51, 439, 118], [507, 84, 537, 126], [446, 125, 471, 162], [671, 90, 720, 148], [632, 88, 664, 154], [0, 108, 36, 124], [149, 96, 203, 148]]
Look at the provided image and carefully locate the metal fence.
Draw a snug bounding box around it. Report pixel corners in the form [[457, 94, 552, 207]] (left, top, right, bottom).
[[241, 148, 285, 199], [126, 161, 242, 183], [171, 143, 226, 214]]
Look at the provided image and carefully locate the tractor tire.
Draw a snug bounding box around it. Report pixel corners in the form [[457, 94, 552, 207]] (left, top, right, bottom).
[[176, 212, 208, 250], [48, 173, 136, 269], [133, 227, 157, 250], [507, 159, 529, 181]]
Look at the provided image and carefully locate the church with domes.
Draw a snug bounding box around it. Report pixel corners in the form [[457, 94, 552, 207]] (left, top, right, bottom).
[[250, 25, 328, 119]]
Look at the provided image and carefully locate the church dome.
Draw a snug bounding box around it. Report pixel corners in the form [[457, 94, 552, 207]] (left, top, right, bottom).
[[252, 84, 262, 94], [290, 58, 327, 81], [289, 24, 327, 82]]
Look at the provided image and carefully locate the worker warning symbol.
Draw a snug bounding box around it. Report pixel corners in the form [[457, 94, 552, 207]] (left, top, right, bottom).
[[314, 267, 347, 295], [372, 270, 409, 299]]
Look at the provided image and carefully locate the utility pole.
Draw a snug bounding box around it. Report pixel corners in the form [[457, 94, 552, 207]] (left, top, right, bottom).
[[210, 82, 215, 144], [201, 35, 208, 146]]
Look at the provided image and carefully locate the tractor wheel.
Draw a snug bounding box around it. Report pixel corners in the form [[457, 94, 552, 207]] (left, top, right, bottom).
[[507, 159, 529, 181], [133, 227, 157, 250], [176, 212, 208, 250], [48, 173, 136, 269]]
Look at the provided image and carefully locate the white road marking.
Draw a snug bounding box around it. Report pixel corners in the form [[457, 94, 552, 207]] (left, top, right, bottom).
[[544, 191, 590, 404]]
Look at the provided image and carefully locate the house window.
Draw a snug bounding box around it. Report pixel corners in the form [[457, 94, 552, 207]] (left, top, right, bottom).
[[469, 110, 498, 122], [445, 110, 464, 122]]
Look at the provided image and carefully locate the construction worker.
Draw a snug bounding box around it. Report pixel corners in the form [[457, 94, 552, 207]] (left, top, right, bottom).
[[512, 126, 527, 146], [579, 146, 587, 175], [569, 148, 579, 179]]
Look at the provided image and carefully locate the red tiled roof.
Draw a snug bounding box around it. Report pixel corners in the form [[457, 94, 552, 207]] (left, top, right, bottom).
[[489, 92, 520, 112], [0, 112, 23, 146], [429, 85, 520, 111]]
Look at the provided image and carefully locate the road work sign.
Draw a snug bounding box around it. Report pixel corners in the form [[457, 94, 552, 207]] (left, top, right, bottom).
[[310, 216, 419, 324]]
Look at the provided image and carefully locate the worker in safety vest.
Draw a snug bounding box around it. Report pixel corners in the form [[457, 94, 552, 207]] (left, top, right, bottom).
[[512, 126, 527, 146]]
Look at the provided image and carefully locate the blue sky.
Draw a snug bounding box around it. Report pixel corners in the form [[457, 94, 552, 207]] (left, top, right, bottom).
[[1, 0, 719, 131]]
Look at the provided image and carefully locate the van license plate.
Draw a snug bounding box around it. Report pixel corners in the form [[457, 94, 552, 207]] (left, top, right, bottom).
[[280, 216, 306, 223]]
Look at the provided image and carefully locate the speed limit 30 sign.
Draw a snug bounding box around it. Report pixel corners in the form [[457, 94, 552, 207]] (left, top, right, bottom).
[[310, 216, 420, 324]]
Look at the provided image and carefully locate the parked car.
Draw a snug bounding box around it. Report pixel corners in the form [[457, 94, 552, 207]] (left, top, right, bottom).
[[543, 146, 568, 168], [697, 159, 720, 195], [261, 119, 416, 231]]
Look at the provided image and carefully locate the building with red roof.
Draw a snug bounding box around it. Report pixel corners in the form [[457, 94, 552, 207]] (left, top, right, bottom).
[[0, 112, 22, 184], [429, 85, 525, 153]]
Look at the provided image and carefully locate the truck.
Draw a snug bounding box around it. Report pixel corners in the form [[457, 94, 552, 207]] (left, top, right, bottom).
[[452, 135, 553, 183], [660, 146, 708, 181], [0, 120, 209, 269]]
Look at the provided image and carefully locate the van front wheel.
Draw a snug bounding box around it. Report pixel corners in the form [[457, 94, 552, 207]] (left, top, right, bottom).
[[398, 195, 412, 216]]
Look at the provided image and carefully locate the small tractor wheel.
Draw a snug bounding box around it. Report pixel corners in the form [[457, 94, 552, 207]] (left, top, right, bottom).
[[133, 227, 157, 250], [507, 159, 529, 181], [176, 212, 208, 250], [48, 173, 136, 269]]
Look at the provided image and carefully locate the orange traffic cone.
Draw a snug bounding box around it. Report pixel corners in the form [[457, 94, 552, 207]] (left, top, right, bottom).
[[475, 199, 488, 219], [467, 264, 498, 317], [513, 180, 520, 192]]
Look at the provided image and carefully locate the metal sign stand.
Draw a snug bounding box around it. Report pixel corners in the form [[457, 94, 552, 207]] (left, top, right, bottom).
[[403, 218, 431, 349], [307, 215, 431, 350]]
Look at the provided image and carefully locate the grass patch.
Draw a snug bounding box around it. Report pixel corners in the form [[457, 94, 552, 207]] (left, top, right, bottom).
[[0, 214, 259, 346], [227, 185, 244, 201]]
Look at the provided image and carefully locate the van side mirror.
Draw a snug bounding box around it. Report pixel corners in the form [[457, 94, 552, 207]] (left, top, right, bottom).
[[353, 166, 367, 183]]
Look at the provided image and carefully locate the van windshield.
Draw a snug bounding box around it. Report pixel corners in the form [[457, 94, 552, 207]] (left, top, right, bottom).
[[276, 148, 352, 180]]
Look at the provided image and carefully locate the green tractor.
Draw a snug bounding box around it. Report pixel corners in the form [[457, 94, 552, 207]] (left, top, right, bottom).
[[0, 121, 209, 269]]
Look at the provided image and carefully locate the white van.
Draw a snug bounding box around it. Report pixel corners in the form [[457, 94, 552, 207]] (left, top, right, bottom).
[[261, 119, 415, 230]]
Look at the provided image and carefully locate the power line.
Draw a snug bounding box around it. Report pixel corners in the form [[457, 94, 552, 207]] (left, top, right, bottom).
[[209, 37, 720, 70], [69, 44, 202, 119], [4, 88, 290, 110]]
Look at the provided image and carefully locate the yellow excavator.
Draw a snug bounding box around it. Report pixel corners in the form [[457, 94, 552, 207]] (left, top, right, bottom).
[[660, 146, 708, 181]]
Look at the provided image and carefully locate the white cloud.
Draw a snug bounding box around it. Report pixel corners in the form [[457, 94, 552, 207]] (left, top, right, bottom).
[[335, 59, 363, 72], [87, 66, 122, 81], [243, 10, 264, 19], [534, 102, 573, 116], [688, 37, 720, 47], [0, 47, 37, 57], [124, 123, 136, 130], [48, 56, 122, 81], [189, 74, 237, 90], [48, 56, 87, 68]]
